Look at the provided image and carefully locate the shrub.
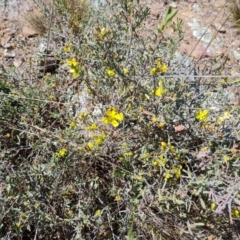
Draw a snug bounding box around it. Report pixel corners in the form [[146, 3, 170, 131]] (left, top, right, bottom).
[[0, 0, 240, 239]]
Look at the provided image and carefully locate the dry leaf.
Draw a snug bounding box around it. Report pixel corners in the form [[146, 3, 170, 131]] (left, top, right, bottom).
[[142, 109, 155, 116]]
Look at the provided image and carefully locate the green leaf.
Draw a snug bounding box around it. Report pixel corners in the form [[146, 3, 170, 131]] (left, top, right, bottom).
[[192, 222, 205, 227], [158, 6, 178, 32]]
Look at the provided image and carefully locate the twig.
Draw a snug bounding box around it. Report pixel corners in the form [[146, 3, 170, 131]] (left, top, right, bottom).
[[186, 2, 227, 74], [190, 14, 231, 75], [34, 221, 39, 240], [43, 0, 55, 75]]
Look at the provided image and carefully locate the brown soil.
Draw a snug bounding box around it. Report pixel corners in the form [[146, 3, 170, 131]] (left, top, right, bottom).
[[0, 0, 239, 101]]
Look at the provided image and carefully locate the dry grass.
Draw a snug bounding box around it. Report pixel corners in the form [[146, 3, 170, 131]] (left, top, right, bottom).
[[228, 0, 240, 28], [25, 0, 90, 35], [25, 9, 47, 36]]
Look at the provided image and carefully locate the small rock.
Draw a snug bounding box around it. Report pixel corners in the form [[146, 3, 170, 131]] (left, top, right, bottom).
[[0, 35, 11, 48], [213, 23, 226, 33], [13, 58, 24, 68], [169, 2, 178, 8], [21, 25, 38, 38], [232, 50, 240, 60], [4, 49, 15, 58]]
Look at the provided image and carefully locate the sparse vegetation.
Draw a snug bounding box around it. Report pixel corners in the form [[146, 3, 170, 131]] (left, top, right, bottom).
[[0, 0, 240, 239]]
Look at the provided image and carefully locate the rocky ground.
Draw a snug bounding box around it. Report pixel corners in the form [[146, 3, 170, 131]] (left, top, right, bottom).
[[146, 0, 240, 75], [0, 0, 239, 102]]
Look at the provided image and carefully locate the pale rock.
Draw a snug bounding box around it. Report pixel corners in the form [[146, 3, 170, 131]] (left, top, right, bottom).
[[22, 25, 38, 38], [3, 49, 15, 58], [232, 50, 240, 60], [13, 58, 24, 68], [0, 35, 11, 48], [213, 23, 226, 33]]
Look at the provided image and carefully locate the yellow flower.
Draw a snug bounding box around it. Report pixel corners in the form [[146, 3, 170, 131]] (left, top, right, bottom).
[[64, 43, 72, 53], [155, 80, 166, 97], [158, 195, 164, 202], [160, 142, 167, 151], [86, 123, 98, 131], [223, 112, 231, 118], [59, 148, 67, 157], [66, 58, 80, 78], [151, 59, 168, 74], [114, 195, 121, 202], [78, 112, 88, 120], [102, 107, 124, 127], [169, 145, 175, 153], [164, 170, 172, 181], [217, 112, 232, 124], [173, 165, 182, 179], [16, 222, 21, 228], [159, 156, 166, 166], [123, 68, 129, 74], [124, 151, 133, 157], [20, 213, 27, 219], [98, 27, 109, 40], [134, 175, 143, 181], [153, 156, 166, 167], [23, 201, 29, 207], [143, 93, 150, 100], [93, 131, 106, 145], [79, 147, 85, 152], [69, 67, 80, 78], [223, 155, 231, 162], [101, 28, 107, 36], [66, 58, 78, 67], [195, 109, 209, 122], [150, 68, 158, 75], [95, 209, 102, 217], [156, 59, 162, 68], [159, 122, 165, 128], [210, 203, 217, 211], [86, 142, 94, 151], [153, 160, 159, 166], [106, 69, 116, 77], [69, 119, 77, 130], [87, 88, 93, 94], [35, 203, 40, 209], [55, 148, 67, 158], [141, 152, 150, 159], [175, 170, 181, 179], [232, 209, 240, 218], [127, 103, 132, 110], [151, 116, 157, 123], [159, 63, 168, 73]]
